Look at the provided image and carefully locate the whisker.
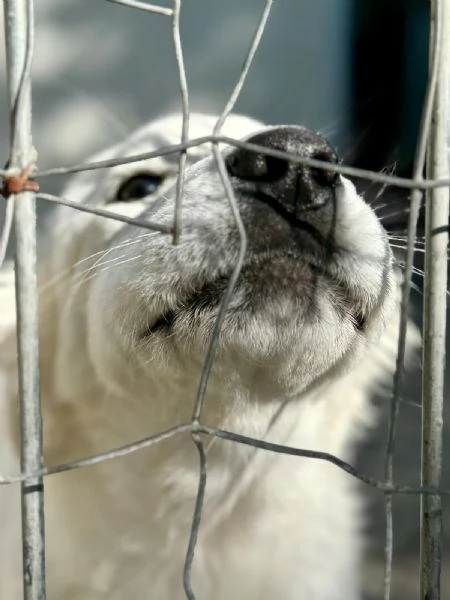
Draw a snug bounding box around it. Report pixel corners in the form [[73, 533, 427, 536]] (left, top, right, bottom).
[[389, 244, 426, 254], [394, 263, 445, 291], [378, 209, 411, 222], [366, 164, 399, 205], [70, 255, 143, 292], [388, 235, 425, 244], [372, 202, 390, 212], [410, 281, 424, 297], [38, 230, 161, 300], [72, 252, 134, 290]]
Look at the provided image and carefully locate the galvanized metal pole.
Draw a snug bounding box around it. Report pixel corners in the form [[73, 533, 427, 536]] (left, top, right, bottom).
[[3, 1, 46, 599], [420, 0, 449, 598]]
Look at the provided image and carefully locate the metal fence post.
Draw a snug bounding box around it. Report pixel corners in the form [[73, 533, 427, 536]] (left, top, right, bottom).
[[420, 0, 450, 598], [3, 1, 46, 599]]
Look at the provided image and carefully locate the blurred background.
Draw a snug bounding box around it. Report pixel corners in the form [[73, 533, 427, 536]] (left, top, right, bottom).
[[0, 1, 447, 598]]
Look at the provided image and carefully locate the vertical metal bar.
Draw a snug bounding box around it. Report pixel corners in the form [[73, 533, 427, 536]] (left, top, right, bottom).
[[384, 1, 443, 597], [171, 0, 189, 245], [192, 0, 273, 423], [420, 0, 449, 598], [3, 1, 46, 600]]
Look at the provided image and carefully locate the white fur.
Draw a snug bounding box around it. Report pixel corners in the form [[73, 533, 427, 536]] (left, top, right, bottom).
[[0, 113, 419, 600]]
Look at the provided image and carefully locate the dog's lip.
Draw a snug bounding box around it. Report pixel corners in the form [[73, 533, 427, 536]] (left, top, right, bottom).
[[140, 276, 229, 338], [352, 309, 366, 331], [143, 309, 176, 335], [139, 250, 369, 339], [139, 268, 368, 338]]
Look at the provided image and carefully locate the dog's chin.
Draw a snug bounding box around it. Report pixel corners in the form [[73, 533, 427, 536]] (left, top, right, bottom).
[[138, 259, 369, 343]]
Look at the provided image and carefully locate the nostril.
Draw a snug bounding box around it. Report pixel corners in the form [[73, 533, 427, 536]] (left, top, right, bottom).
[[226, 149, 289, 184], [226, 150, 266, 180], [310, 151, 339, 189], [262, 156, 289, 182]]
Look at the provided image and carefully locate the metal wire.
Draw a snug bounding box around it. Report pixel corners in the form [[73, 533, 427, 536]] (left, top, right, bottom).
[[23, 139, 450, 190], [110, 0, 188, 244], [171, 0, 189, 244], [3, 2, 45, 600], [383, 0, 444, 597], [191, 0, 273, 423], [185, 4, 273, 595], [108, 0, 173, 17], [420, 1, 450, 597], [3, 422, 450, 496], [183, 435, 207, 600], [37, 192, 173, 234]]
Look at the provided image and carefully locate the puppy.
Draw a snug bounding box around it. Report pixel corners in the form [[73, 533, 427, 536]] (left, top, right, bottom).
[[0, 113, 417, 599]]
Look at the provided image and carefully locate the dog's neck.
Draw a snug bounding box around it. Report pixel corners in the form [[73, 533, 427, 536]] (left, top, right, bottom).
[[0, 266, 408, 600], [2, 264, 405, 477], [2, 261, 408, 513]]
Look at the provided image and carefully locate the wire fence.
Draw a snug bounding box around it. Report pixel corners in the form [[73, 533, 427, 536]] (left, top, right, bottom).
[[0, 1, 448, 599]]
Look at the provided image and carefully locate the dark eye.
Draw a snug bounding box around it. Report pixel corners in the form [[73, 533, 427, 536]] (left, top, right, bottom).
[[114, 173, 164, 202]]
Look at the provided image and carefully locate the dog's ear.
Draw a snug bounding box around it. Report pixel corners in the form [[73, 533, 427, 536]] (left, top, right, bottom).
[[351, 177, 425, 236]]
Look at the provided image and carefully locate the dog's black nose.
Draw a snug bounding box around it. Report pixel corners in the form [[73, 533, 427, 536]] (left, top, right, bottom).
[[225, 126, 339, 219]]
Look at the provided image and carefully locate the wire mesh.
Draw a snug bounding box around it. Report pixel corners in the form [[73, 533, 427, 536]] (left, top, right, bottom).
[[3, 1, 45, 600], [0, 1, 449, 600], [420, 0, 450, 595]]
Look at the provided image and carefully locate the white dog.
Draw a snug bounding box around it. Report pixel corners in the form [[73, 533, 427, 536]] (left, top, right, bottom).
[[0, 113, 418, 600]]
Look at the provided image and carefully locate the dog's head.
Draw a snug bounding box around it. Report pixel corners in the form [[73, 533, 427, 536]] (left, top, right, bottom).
[[43, 113, 394, 411]]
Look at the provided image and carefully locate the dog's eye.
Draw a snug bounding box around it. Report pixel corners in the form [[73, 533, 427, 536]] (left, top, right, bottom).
[[114, 174, 164, 202]]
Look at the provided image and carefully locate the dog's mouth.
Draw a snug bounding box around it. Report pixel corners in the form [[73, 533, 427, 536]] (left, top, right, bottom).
[[145, 310, 177, 335], [139, 262, 368, 339], [140, 277, 229, 338]]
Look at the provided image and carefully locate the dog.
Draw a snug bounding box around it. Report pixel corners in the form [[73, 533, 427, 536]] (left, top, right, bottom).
[[0, 113, 418, 599]]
